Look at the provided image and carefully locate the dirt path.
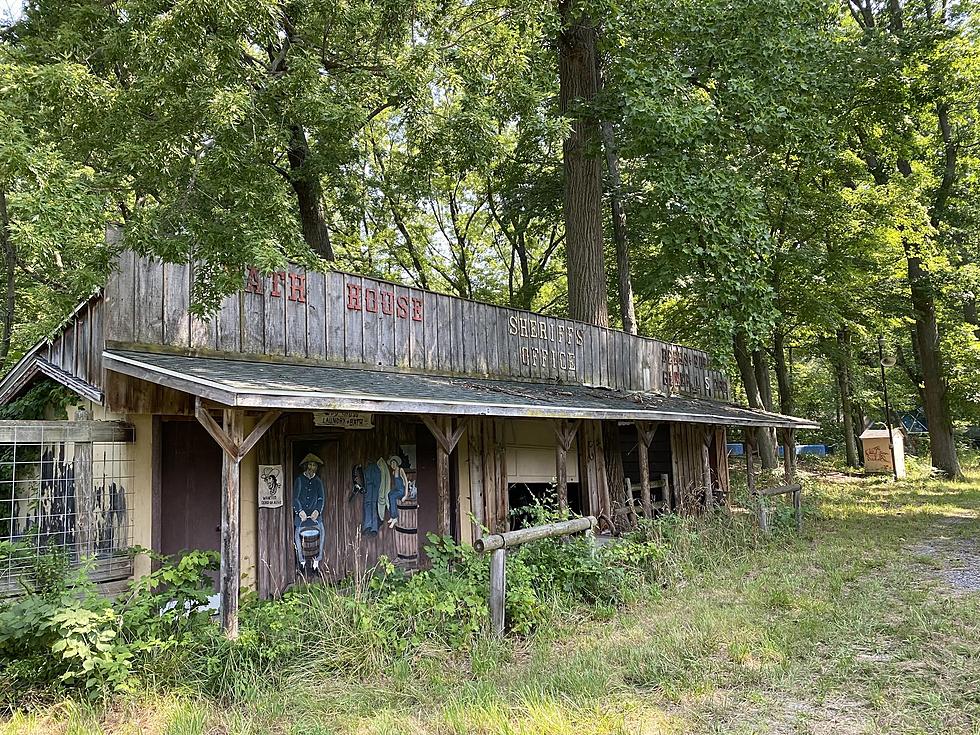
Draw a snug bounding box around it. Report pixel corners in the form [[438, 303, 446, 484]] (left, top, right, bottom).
[[913, 517, 980, 594]]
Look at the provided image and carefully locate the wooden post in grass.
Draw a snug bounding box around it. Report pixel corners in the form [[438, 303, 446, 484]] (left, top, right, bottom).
[[635, 422, 658, 517], [477, 516, 597, 635], [746, 430, 768, 535], [420, 415, 467, 537], [194, 398, 281, 638], [489, 548, 506, 635], [552, 419, 580, 512], [781, 427, 801, 531]]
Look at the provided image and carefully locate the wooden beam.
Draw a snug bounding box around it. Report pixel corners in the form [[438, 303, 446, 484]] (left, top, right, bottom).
[[490, 548, 506, 636], [552, 419, 580, 511], [420, 415, 467, 537], [219, 408, 243, 639], [701, 425, 714, 512], [238, 409, 283, 459], [0, 420, 133, 444], [150, 416, 163, 571], [634, 421, 658, 517], [746, 431, 768, 534], [758, 482, 802, 497], [74, 441, 94, 561], [195, 398, 239, 459]]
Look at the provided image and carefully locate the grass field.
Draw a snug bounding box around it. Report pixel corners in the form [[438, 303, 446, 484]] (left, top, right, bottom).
[[4, 466, 979, 735]]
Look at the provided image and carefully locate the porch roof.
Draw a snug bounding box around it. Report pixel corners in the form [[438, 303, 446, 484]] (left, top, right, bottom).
[[103, 349, 818, 429]]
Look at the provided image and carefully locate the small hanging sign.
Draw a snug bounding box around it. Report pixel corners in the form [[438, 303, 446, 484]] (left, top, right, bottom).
[[313, 411, 374, 429], [258, 465, 284, 508]]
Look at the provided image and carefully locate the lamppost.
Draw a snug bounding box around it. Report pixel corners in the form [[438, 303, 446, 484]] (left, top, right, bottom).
[[877, 336, 898, 481]]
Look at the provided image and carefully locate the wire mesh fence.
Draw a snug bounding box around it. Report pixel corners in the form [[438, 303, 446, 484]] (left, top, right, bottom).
[[0, 430, 134, 595]]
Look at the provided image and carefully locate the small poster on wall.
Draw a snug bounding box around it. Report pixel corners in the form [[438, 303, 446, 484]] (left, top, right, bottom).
[[258, 464, 284, 508]]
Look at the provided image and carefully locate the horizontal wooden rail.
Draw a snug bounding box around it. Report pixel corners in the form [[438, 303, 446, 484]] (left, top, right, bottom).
[[474, 516, 597, 553], [758, 483, 802, 498], [475, 515, 598, 635], [0, 420, 134, 444]]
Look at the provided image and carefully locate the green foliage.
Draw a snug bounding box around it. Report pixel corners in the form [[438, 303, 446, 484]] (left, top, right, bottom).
[[0, 546, 218, 705]]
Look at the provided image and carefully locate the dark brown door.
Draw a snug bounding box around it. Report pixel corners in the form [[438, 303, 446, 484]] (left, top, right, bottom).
[[161, 420, 222, 556]]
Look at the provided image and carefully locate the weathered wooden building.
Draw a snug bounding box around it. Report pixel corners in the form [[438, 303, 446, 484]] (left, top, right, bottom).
[[0, 245, 815, 633]]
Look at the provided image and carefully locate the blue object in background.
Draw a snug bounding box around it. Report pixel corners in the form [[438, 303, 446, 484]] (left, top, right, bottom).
[[728, 443, 828, 457]]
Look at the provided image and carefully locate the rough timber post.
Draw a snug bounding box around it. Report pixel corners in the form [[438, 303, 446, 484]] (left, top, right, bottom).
[[552, 419, 580, 512], [782, 427, 801, 530], [490, 547, 506, 636], [220, 408, 243, 639], [635, 422, 657, 517], [746, 431, 768, 534], [194, 399, 280, 637], [701, 426, 714, 512], [420, 415, 467, 537], [73, 439, 94, 562]]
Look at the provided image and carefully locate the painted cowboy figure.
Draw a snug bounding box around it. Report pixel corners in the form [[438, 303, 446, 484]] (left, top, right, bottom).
[[293, 453, 326, 572]]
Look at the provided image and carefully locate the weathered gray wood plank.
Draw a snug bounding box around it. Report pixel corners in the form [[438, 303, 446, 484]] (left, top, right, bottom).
[[284, 268, 307, 358], [325, 271, 345, 362], [306, 270, 326, 361]]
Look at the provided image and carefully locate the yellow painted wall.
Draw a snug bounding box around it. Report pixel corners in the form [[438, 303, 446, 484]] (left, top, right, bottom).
[[66, 402, 260, 590], [456, 431, 473, 545]]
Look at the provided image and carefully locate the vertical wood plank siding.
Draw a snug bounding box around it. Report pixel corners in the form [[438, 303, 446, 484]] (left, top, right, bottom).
[[100, 253, 730, 399]]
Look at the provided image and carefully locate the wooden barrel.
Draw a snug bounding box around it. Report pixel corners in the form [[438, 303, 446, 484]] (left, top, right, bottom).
[[394, 502, 418, 565], [300, 528, 320, 560]]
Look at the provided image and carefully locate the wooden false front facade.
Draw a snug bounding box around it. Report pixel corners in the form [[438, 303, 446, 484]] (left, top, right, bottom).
[[0, 247, 817, 632]]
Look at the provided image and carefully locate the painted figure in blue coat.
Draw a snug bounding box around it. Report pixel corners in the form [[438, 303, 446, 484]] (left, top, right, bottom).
[[360, 458, 389, 535], [293, 453, 326, 572], [386, 455, 409, 528]]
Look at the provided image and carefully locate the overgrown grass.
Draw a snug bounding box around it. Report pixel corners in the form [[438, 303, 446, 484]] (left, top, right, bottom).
[[4, 464, 980, 735]]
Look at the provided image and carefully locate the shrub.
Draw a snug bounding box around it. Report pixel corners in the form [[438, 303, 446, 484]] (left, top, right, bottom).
[[0, 546, 218, 705]]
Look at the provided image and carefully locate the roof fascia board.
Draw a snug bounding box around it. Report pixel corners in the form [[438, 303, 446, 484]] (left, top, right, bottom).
[[103, 350, 818, 429]]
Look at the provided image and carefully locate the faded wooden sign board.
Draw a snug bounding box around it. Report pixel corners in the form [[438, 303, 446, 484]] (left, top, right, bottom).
[[103, 253, 731, 401], [313, 411, 375, 429]]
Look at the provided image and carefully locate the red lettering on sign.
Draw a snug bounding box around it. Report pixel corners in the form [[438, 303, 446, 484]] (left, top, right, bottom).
[[380, 290, 394, 315], [244, 267, 263, 294], [288, 273, 306, 303], [346, 283, 362, 311], [270, 272, 286, 298], [411, 298, 423, 322], [364, 288, 378, 313], [396, 295, 409, 319]]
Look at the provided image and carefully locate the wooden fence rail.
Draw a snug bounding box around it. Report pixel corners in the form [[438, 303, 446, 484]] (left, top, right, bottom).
[[474, 516, 598, 635]]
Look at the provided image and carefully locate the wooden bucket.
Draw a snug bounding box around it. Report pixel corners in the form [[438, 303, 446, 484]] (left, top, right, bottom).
[[300, 528, 320, 560], [394, 502, 418, 565]]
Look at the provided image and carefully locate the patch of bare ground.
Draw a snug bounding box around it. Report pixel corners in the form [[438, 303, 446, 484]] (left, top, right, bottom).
[[912, 516, 980, 594]]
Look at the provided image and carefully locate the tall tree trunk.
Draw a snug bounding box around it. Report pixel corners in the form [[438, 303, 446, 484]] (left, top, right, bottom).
[[0, 189, 14, 365], [828, 329, 860, 468], [964, 296, 980, 340], [908, 254, 962, 477], [599, 120, 636, 334], [602, 420, 626, 515], [753, 348, 778, 456], [753, 349, 774, 411], [287, 125, 334, 261], [734, 331, 777, 468], [558, 2, 608, 327], [773, 330, 794, 416]]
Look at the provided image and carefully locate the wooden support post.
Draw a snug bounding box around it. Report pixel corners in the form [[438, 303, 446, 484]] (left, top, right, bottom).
[[420, 414, 467, 537], [74, 440, 94, 562], [701, 426, 714, 513], [635, 422, 657, 517], [194, 398, 281, 637], [490, 548, 506, 636], [552, 419, 580, 512], [782, 427, 801, 531], [660, 473, 672, 511], [219, 408, 243, 639], [746, 431, 768, 535]]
